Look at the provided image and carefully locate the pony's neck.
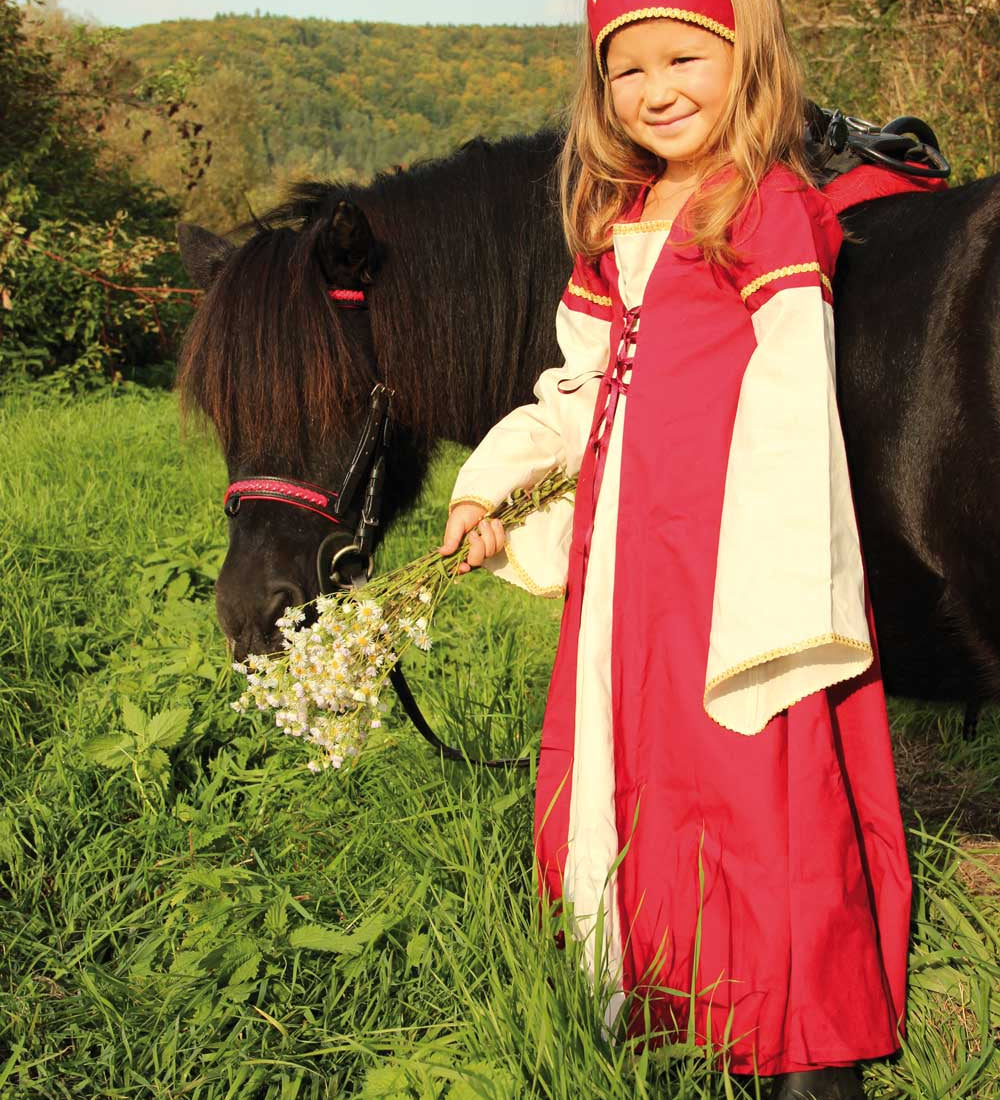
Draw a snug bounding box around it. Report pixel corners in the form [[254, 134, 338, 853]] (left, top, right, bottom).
[[360, 133, 570, 453]]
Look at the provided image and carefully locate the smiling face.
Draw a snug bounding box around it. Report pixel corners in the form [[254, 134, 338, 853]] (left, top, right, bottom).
[[605, 18, 734, 182]]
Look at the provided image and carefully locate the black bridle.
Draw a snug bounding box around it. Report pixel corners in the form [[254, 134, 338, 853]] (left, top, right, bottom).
[[223, 290, 530, 770], [223, 381, 391, 589]]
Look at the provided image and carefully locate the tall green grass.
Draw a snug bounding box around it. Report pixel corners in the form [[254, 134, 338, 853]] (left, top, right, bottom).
[[1, 392, 997, 1098]]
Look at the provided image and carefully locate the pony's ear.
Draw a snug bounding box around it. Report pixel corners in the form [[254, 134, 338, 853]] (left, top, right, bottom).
[[320, 201, 382, 287], [177, 223, 236, 289]]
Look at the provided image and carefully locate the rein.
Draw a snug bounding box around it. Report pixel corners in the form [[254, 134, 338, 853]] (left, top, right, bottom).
[[224, 287, 530, 770]]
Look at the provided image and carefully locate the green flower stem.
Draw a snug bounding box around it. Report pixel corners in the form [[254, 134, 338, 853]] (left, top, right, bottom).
[[363, 468, 577, 594], [361, 468, 576, 678]]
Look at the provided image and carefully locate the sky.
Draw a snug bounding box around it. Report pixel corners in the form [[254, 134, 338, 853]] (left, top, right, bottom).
[[52, 0, 583, 27]]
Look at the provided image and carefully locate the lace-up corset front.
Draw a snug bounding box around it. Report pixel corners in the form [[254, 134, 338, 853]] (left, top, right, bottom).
[[577, 221, 671, 566]]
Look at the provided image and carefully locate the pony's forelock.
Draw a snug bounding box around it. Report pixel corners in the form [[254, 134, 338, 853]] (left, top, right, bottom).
[[177, 218, 366, 470]]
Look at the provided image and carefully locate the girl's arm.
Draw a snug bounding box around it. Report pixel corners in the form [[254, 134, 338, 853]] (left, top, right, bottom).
[[440, 257, 613, 591], [448, 255, 613, 514]]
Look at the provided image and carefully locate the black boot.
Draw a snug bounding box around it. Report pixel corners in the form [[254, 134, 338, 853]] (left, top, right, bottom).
[[769, 1067, 865, 1100]]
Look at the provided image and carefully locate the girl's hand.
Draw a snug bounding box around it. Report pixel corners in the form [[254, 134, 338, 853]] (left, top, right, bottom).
[[439, 503, 506, 575]]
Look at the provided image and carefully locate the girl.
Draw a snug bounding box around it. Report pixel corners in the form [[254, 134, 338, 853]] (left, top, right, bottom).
[[440, 2, 911, 1096]]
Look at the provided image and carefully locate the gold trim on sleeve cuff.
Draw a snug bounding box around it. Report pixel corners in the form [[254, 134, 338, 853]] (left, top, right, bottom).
[[448, 495, 496, 515], [704, 632, 872, 693], [567, 280, 613, 308], [739, 263, 833, 302], [503, 542, 565, 599], [704, 632, 874, 736]]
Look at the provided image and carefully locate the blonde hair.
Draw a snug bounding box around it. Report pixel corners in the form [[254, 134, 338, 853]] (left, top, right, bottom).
[[559, 0, 813, 266]]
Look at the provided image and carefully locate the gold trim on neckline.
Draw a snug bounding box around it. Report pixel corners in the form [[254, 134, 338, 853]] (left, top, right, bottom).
[[613, 218, 674, 236]]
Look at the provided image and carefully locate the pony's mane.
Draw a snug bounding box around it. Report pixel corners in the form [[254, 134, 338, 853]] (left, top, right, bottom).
[[177, 131, 567, 468]]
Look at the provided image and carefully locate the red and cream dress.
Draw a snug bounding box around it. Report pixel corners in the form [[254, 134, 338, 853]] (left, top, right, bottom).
[[449, 165, 911, 1075]]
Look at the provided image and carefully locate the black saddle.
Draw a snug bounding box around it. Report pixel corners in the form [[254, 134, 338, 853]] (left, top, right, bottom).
[[805, 101, 951, 187]]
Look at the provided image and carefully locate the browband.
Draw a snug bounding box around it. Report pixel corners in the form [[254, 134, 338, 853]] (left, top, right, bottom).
[[329, 288, 367, 308]]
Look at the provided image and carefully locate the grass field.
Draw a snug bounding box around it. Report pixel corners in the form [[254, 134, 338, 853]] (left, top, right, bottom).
[[1, 391, 998, 1099]]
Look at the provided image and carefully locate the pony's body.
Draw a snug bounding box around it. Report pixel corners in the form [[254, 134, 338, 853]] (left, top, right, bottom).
[[835, 179, 1000, 700], [177, 132, 1000, 705]]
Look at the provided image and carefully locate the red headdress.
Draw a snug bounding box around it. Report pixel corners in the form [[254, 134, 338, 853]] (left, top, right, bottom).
[[589, 2, 736, 71]]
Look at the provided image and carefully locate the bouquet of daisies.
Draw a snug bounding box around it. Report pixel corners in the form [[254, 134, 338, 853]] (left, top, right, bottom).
[[232, 468, 576, 771]]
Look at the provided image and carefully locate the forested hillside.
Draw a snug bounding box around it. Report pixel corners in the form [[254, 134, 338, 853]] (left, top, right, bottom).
[[120, 18, 578, 226], [118, 4, 998, 229], [127, 19, 577, 174]]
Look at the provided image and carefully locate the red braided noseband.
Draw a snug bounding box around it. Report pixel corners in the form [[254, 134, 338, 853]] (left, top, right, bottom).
[[223, 478, 342, 523]]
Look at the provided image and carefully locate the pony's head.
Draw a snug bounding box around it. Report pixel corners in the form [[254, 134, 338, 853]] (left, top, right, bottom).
[[176, 134, 569, 661], [177, 194, 425, 660]]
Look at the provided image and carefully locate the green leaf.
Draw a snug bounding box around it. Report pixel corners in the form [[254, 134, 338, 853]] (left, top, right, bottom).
[[490, 790, 523, 815], [144, 706, 191, 749], [360, 1064, 410, 1099], [288, 924, 361, 955], [289, 913, 389, 956], [190, 824, 230, 851], [165, 573, 190, 602], [264, 893, 290, 937], [228, 951, 262, 986], [120, 698, 147, 738], [405, 932, 429, 973], [447, 1062, 518, 1100], [143, 747, 170, 784], [83, 733, 136, 769], [168, 950, 205, 976]]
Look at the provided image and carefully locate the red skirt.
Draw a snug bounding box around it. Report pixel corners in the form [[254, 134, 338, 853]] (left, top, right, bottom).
[[535, 581, 911, 1076]]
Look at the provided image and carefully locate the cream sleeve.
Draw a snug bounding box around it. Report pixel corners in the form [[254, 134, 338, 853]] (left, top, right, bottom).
[[703, 285, 873, 734], [448, 301, 611, 597]]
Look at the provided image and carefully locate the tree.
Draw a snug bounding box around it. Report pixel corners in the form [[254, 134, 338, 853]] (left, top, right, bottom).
[[0, 0, 194, 391]]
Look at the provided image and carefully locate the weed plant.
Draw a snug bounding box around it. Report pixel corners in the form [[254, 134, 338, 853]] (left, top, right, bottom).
[[0, 393, 997, 1098]]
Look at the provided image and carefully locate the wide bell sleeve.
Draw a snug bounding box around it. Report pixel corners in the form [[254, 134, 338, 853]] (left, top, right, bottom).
[[703, 169, 873, 735], [449, 255, 613, 597]]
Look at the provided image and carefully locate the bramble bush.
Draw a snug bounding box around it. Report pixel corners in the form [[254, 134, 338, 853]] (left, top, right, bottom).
[[0, 195, 193, 392], [0, 0, 197, 392], [800, 0, 999, 183]]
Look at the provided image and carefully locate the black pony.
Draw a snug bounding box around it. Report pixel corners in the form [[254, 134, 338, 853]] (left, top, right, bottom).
[[177, 131, 1000, 713]]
